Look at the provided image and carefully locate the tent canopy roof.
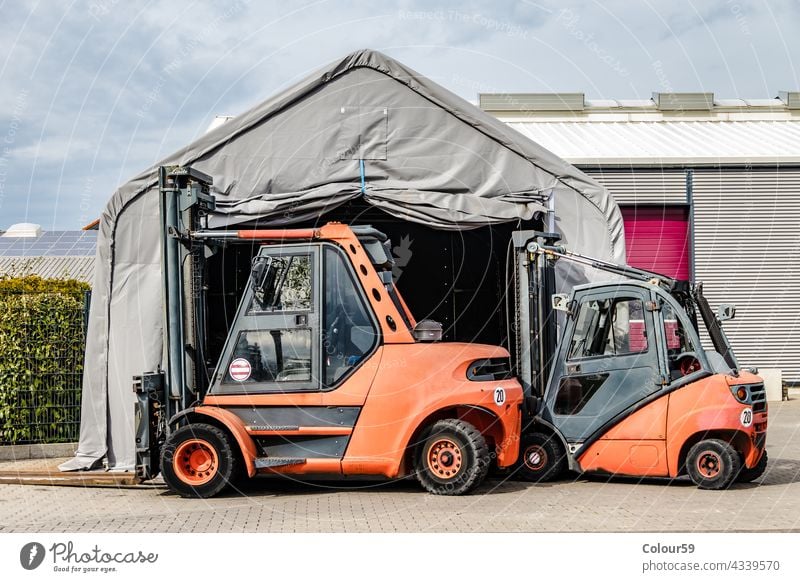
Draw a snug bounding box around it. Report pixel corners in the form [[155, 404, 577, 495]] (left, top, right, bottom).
[[110, 49, 623, 247]]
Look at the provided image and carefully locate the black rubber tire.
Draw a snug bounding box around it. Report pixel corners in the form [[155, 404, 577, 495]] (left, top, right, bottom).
[[737, 450, 768, 483], [161, 423, 238, 498], [685, 439, 741, 490], [414, 419, 490, 496], [513, 432, 567, 482]]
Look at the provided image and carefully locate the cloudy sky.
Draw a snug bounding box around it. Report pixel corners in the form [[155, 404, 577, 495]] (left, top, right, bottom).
[[0, 0, 797, 229]]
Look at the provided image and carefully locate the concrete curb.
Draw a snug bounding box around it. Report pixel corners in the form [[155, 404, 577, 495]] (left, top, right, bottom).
[[0, 443, 77, 461]]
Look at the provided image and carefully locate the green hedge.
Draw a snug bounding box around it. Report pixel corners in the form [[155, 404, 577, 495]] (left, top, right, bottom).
[[0, 276, 89, 444], [0, 274, 89, 298]]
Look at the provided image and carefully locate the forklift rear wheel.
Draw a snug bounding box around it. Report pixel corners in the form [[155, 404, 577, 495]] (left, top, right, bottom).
[[686, 439, 741, 490], [736, 450, 768, 483], [513, 432, 566, 482], [415, 419, 490, 496], [161, 423, 238, 498]]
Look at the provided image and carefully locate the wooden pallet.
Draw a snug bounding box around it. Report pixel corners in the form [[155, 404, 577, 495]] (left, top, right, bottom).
[[0, 464, 141, 487]]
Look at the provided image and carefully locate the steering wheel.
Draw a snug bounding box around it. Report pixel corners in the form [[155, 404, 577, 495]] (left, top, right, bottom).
[[674, 351, 701, 376]]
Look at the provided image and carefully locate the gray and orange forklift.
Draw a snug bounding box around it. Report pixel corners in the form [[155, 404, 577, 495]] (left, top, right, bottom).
[[508, 233, 768, 489], [135, 166, 767, 498]]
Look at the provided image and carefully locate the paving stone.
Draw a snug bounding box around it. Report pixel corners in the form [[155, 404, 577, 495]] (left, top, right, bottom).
[[1, 401, 798, 533]]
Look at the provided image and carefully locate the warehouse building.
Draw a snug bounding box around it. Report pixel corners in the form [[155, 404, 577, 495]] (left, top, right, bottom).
[[481, 91, 800, 385]]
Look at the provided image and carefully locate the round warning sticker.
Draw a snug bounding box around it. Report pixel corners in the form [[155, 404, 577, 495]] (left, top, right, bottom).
[[493, 387, 506, 407], [740, 407, 753, 428], [229, 358, 252, 382]]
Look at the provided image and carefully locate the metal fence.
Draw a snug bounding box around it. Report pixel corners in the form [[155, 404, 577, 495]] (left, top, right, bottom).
[[0, 288, 89, 445]]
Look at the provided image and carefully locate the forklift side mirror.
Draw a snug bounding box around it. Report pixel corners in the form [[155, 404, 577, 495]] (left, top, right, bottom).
[[251, 256, 283, 308], [551, 293, 572, 315], [717, 304, 736, 321]]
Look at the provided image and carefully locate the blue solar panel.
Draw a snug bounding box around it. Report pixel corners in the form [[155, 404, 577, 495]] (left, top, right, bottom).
[[0, 230, 97, 257]]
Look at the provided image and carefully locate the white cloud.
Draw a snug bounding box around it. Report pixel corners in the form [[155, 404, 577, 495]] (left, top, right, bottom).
[[0, 0, 798, 227]]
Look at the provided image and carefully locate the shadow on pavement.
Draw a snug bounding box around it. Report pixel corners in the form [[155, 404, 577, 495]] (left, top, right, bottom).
[[157, 457, 800, 498], [756, 457, 800, 487], [157, 472, 533, 499], [575, 457, 800, 489]]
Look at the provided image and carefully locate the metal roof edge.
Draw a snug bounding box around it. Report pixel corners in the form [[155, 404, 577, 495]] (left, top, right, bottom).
[[567, 157, 800, 167]]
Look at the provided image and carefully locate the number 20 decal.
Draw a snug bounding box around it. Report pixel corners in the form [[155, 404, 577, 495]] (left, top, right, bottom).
[[740, 408, 753, 428], [493, 387, 506, 406]]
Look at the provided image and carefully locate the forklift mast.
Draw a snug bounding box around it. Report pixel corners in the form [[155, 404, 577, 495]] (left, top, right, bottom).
[[510, 230, 740, 417], [510, 231, 561, 408], [134, 166, 215, 479], [159, 166, 216, 414]]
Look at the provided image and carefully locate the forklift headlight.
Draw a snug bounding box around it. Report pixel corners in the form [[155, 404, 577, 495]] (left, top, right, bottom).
[[731, 385, 749, 403]]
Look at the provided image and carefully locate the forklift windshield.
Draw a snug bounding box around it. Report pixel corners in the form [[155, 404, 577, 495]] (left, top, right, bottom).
[[568, 297, 648, 359], [249, 255, 311, 313], [669, 282, 739, 375]]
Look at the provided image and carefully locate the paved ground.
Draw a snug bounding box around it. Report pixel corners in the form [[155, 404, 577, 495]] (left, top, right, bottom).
[[1, 400, 799, 533]]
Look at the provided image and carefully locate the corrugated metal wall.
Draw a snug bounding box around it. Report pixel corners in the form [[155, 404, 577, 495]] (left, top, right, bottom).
[[584, 165, 800, 383], [692, 167, 800, 382], [582, 168, 686, 204]]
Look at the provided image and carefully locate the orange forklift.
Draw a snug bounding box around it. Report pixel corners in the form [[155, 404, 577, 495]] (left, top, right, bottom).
[[508, 233, 768, 489], [135, 166, 523, 497], [136, 166, 766, 498]]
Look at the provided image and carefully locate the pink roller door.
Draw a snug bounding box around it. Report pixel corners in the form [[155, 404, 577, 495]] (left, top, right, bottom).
[[620, 205, 690, 280]]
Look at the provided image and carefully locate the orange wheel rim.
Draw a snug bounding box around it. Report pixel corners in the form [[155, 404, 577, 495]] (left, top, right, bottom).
[[524, 444, 548, 471], [697, 451, 722, 478], [427, 438, 463, 480], [174, 439, 219, 486]]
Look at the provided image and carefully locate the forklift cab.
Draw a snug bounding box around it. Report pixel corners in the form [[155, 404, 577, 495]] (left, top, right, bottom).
[[539, 281, 711, 444], [209, 241, 381, 393]]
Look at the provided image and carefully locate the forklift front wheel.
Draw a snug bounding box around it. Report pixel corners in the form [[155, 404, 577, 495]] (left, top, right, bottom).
[[161, 423, 238, 498], [685, 439, 741, 490], [513, 432, 566, 482], [415, 419, 490, 496]]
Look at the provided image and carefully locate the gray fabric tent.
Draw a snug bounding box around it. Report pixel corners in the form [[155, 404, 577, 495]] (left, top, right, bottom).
[[60, 49, 625, 472]]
